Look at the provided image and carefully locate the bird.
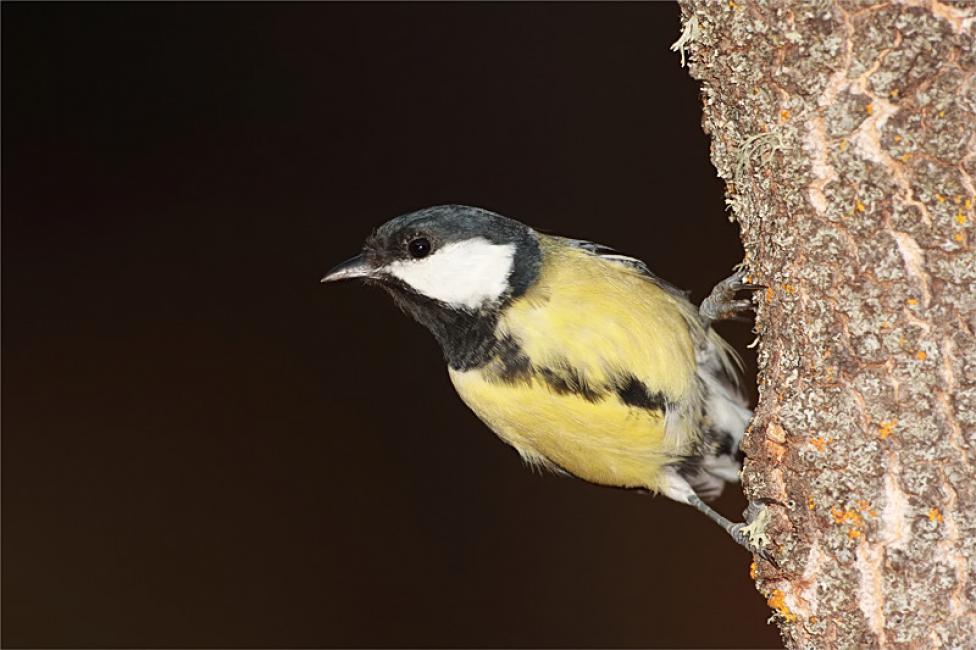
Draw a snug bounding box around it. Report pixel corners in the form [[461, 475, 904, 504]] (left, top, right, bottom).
[[322, 204, 772, 560]]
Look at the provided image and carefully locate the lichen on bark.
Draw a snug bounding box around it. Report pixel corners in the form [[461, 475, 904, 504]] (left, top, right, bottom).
[[677, 1, 976, 647]]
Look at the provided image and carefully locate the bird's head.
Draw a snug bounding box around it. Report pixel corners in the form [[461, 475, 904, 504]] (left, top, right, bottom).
[[323, 205, 542, 369], [322, 205, 541, 313]]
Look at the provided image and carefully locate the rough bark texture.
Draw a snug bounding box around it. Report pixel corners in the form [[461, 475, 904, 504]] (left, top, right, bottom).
[[676, 1, 976, 647]]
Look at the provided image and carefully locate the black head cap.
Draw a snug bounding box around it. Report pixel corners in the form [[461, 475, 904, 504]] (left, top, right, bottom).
[[362, 205, 540, 297]]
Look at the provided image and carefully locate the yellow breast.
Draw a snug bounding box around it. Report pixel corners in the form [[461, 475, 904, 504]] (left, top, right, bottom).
[[450, 366, 674, 491], [448, 238, 705, 493]]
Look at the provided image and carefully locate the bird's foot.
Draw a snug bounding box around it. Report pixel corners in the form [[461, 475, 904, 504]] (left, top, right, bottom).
[[700, 269, 764, 324], [685, 489, 778, 566]]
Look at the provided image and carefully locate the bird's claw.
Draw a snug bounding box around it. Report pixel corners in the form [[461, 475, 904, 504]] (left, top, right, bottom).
[[700, 269, 764, 323]]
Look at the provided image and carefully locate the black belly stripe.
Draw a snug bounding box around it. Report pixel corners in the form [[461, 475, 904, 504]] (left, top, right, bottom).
[[490, 337, 670, 413], [538, 365, 603, 402], [615, 375, 669, 412], [495, 335, 533, 382]]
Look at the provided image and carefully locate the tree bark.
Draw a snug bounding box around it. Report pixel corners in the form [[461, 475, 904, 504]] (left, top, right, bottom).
[[676, 1, 976, 647]]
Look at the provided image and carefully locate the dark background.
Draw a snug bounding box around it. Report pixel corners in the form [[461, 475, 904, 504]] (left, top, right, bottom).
[[2, 3, 779, 648]]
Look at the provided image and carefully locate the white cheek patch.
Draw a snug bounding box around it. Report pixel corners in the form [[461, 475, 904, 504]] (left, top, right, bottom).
[[383, 237, 516, 310]]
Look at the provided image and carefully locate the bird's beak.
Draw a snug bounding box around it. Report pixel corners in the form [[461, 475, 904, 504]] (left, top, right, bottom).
[[321, 253, 374, 283]]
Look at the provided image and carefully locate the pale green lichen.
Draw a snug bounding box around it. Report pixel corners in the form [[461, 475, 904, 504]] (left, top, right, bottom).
[[670, 15, 699, 68], [734, 129, 792, 181]]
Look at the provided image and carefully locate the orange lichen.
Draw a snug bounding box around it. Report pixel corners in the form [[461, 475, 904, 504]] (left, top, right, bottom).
[[900, 152, 912, 162], [866, 103, 874, 115], [831, 507, 864, 526], [890, 89, 899, 98], [807, 495, 816, 511], [750, 561, 757, 580], [894, 134, 902, 143], [856, 500, 878, 517], [767, 590, 797, 623], [765, 287, 774, 302], [855, 199, 866, 213], [831, 505, 867, 540], [936, 194, 946, 203], [906, 297, 918, 306], [878, 420, 897, 440], [954, 233, 965, 243], [839, 139, 848, 151], [928, 508, 943, 525], [782, 283, 796, 294], [916, 350, 927, 361], [780, 109, 791, 121], [956, 213, 968, 225], [810, 437, 828, 452]]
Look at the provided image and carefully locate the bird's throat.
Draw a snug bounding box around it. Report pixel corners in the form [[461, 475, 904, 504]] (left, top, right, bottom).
[[383, 286, 501, 371]]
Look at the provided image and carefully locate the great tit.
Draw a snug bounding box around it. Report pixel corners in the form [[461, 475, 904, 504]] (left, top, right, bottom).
[[323, 205, 771, 560]]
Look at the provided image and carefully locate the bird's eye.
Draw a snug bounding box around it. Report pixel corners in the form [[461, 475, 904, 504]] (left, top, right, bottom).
[[408, 237, 431, 258]]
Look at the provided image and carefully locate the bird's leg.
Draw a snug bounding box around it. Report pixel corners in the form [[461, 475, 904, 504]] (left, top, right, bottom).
[[687, 493, 776, 564], [662, 470, 776, 564], [699, 269, 763, 325]]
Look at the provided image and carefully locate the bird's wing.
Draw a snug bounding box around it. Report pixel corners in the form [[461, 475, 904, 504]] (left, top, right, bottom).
[[563, 238, 692, 301], [500, 236, 703, 406], [564, 236, 742, 381]]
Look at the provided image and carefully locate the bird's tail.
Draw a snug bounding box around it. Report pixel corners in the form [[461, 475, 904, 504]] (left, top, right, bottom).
[[683, 330, 752, 500]]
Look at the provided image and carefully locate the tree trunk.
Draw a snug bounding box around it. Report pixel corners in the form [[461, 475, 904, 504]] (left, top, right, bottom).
[[676, 1, 976, 647]]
